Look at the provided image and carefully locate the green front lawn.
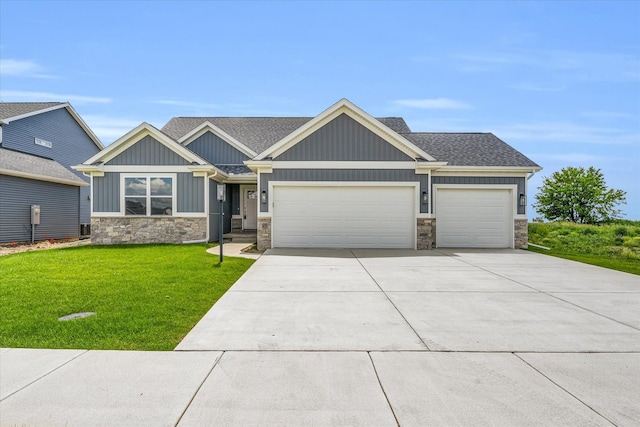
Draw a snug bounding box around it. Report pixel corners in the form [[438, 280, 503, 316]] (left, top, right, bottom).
[[0, 244, 254, 350], [528, 221, 640, 275]]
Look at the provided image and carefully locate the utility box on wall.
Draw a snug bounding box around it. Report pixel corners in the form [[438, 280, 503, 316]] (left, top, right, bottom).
[[31, 205, 41, 225]]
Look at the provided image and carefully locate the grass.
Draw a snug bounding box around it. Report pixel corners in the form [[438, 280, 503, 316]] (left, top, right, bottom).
[[0, 244, 254, 350], [528, 220, 640, 275]]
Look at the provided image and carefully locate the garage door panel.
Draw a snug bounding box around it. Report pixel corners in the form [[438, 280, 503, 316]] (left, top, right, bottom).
[[273, 186, 415, 248], [437, 188, 512, 248]]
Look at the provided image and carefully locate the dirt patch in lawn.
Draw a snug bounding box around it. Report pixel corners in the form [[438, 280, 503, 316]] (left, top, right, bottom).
[[0, 239, 91, 257]]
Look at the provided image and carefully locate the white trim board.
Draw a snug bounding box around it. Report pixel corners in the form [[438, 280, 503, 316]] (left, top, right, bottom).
[[255, 98, 436, 162]]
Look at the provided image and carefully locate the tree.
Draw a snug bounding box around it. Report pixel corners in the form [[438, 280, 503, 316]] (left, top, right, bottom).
[[533, 166, 626, 224]]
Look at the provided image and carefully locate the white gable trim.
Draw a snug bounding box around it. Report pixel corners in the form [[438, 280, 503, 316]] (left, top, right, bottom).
[[255, 98, 436, 161], [2, 103, 104, 150], [0, 168, 89, 187], [82, 123, 209, 166], [179, 121, 257, 158]]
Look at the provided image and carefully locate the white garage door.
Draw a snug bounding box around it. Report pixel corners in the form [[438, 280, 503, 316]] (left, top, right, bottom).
[[436, 188, 513, 248], [272, 186, 415, 248]]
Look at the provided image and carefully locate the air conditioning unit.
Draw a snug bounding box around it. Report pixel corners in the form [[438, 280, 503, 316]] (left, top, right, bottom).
[[80, 223, 91, 238]]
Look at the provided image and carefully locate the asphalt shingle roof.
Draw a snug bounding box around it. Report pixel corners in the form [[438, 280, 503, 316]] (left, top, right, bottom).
[[162, 117, 412, 154], [403, 133, 540, 167], [0, 148, 88, 185], [215, 164, 254, 176], [161, 115, 537, 168], [0, 102, 65, 121]]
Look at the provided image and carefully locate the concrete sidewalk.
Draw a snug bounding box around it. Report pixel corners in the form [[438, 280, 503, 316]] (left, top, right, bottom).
[[2, 249, 639, 426]]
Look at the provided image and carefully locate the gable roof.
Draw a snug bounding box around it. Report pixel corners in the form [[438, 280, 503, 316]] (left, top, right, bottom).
[[162, 116, 412, 155], [0, 102, 65, 120], [81, 122, 209, 166], [0, 147, 88, 186], [0, 102, 104, 150], [403, 133, 540, 168], [254, 99, 435, 161]]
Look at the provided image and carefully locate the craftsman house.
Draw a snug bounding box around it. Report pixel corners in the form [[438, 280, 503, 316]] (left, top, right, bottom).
[[74, 99, 540, 250]]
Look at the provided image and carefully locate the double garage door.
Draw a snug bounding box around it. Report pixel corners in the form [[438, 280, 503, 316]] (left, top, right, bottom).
[[436, 188, 513, 248], [270, 185, 514, 249], [272, 186, 415, 248]]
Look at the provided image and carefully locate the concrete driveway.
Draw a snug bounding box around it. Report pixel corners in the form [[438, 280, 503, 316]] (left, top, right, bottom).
[[2, 249, 639, 426]]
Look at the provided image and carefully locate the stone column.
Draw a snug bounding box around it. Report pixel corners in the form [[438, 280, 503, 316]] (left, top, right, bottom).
[[514, 218, 528, 249], [257, 217, 272, 251], [417, 218, 436, 250]]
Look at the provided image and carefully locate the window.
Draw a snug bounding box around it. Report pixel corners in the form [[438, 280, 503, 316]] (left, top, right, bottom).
[[124, 176, 174, 216]]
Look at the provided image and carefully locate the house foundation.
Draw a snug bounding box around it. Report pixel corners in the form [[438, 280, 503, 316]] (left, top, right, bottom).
[[91, 217, 207, 245]]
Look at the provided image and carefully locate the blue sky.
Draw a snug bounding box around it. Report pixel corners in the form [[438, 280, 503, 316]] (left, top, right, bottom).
[[1, 1, 639, 219]]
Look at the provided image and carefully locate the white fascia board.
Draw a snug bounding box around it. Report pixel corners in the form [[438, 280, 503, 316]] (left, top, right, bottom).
[[255, 98, 436, 161], [1, 103, 67, 123], [82, 123, 209, 166], [271, 161, 417, 169], [63, 104, 104, 150], [71, 164, 103, 173], [0, 168, 89, 187], [244, 160, 273, 173], [1, 103, 104, 151], [415, 161, 448, 174], [179, 121, 257, 158], [436, 165, 542, 173]]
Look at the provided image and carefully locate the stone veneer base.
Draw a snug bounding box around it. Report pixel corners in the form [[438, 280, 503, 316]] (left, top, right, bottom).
[[417, 218, 436, 250], [514, 218, 529, 249], [91, 217, 207, 245], [257, 217, 272, 251]]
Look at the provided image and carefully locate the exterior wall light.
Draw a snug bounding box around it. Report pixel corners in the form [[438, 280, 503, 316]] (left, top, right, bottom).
[[519, 193, 527, 206], [422, 191, 428, 204], [261, 190, 267, 204]]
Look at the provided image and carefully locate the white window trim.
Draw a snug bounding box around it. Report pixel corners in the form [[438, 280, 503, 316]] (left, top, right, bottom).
[[121, 174, 177, 217]]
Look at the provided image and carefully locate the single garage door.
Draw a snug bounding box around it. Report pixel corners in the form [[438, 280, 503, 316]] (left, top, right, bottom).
[[436, 188, 513, 248], [272, 185, 415, 248]]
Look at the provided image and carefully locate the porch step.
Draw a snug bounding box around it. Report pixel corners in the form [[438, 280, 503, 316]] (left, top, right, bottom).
[[223, 231, 257, 244]]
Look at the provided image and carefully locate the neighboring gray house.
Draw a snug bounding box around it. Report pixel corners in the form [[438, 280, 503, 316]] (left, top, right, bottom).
[[0, 102, 103, 243], [75, 99, 541, 250]]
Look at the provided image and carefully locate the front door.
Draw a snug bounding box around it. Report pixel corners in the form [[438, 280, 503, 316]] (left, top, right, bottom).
[[243, 187, 258, 229]]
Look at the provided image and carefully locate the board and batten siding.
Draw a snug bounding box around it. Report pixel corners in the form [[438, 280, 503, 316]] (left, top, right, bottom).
[[275, 114, 413, 161], [0, 175, 79, 243], [106, 136, 191, 166], [186, 132, 250, 164], [93, 172, 120, 213], [177, 173, 204, 213], [92, 172, 204, 214], [260, 169, 428, 213], [1, 107, 100, 224], [432, 176, 526, 215]]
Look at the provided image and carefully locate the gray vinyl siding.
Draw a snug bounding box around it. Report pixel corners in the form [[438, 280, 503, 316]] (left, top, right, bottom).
[[106, 135, 191, 166], [0, 175, 79, 243], [186, 132, 250, 164], [432, 176, 526, 215], [276, 114, 413, 161], [1, 107, 100, 224], [93, 172, 120, 213], [260, 169, 429, 213], [177, 173, 205, 213]]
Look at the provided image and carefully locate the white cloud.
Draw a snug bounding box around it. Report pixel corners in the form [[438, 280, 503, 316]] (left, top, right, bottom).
[[0, 90, 111, 104], [81, 115, 142, 145], [154, 100, 221, 110], [492, 122, 639, 146], [392, 98, 472, 110], [454, 49, 640, 83], [0, 59, 56, 78]]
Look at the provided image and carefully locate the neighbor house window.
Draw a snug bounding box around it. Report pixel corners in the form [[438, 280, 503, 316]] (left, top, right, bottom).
[[124, 176, 174, 216]]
